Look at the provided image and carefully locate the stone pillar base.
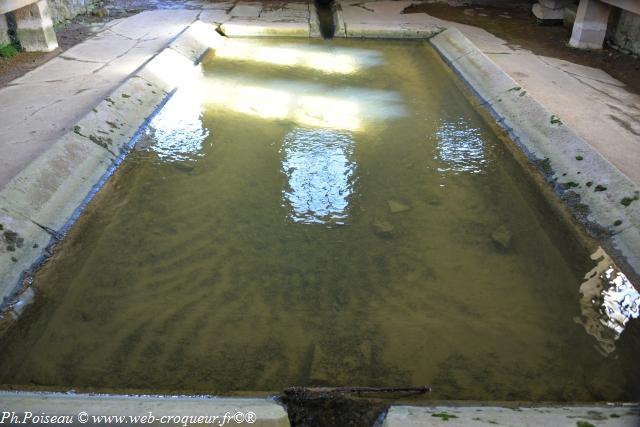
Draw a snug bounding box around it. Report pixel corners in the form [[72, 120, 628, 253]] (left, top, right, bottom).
[[533, 1, 569, 22], [569, 0, 612, 49], [14, 0, 58, 52], [0, 14, 11, 45]]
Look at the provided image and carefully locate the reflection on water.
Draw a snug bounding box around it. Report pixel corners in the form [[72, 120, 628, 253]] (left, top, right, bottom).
[[199, 76, 406, 132], [436, 119, 488, 174], [281, 128, 356, 226], [1, 38, 639, 402], [214, 40, 384, 75], [575, 247, 640, 355], [142, 85, 208, 162]]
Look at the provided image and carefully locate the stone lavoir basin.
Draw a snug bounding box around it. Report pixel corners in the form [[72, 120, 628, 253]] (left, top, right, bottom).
[[0, 38, 639, 402]]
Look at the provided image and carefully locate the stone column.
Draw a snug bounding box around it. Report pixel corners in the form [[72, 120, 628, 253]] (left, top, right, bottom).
[[533, 0, 574, 22], [569, 0, 612, 49], [14, 0, 58, 52], [0, 14, 11, 45]]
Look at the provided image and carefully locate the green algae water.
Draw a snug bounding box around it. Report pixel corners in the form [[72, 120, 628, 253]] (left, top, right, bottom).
[[1, 39, 639, 401]]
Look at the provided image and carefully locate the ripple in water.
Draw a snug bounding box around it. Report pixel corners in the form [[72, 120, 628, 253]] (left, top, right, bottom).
[[281, 128, 356, 226], [436, 119, 488, 174]]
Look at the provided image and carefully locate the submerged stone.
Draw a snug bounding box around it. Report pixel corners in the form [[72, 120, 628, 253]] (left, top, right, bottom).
[[372, 219, 394, 239], [491, 225, 513, 250], [387, 199, 411, 214]]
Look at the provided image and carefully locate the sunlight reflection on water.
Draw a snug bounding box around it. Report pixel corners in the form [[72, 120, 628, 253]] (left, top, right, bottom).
[[281, 128, 356, 226], [144, 86, 208, 162]]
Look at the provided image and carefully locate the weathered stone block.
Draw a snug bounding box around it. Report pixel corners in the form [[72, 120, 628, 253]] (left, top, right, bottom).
[[14, 0, 58, 52]]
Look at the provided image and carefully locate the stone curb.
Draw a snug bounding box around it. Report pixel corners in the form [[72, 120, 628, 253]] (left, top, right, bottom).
[[382, 404, 640, 426], [430, 28, 640, 282], [0, 20, 226, 315], [0, 391, 290, 427]]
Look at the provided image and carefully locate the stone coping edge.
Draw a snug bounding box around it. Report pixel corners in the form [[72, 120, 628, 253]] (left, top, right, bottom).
[[0, 20, 226, 317], [430, 28, 640, 283], [0, 391, 290, 427]]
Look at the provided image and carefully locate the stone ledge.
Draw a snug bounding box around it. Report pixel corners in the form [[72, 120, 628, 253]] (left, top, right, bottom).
[[431, 28, 640, 281], [0, 20, 220, 312], [0, 391, 290, 427], [383, 405, 640, 426]]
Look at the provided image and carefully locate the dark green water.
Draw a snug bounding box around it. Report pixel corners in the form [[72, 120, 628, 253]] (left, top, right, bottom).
[[1, 39, 639, 401]]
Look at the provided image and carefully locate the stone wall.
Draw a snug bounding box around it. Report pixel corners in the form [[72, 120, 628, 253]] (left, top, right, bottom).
[[46, 0, 94, 24], [610, 9, 640, 55]]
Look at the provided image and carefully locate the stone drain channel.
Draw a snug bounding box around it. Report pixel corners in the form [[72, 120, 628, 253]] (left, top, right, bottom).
[[0, 3, 639, 426]]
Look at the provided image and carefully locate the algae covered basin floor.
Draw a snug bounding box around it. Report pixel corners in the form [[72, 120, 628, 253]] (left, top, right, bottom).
[[1, 39, 639, 401]]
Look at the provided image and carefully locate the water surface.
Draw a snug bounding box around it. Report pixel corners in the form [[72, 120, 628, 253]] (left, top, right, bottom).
[[1, 39, 639, 401]]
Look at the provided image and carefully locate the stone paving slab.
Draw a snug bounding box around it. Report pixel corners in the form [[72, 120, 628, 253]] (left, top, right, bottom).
[[0, 391, 290, 427], [220, 1, 314, 37], [0, 8, 199, 191], [383, 405, 640, 427]]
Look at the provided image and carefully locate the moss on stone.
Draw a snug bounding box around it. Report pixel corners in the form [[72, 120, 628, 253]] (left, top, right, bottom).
[[621, 192, 639, 207], [432, 413, 458, 421], [0, 43, 19, 58], [550, 115, 563, 125]]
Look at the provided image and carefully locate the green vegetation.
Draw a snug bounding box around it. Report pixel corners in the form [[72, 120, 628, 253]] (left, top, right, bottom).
[[539, 158, 552, 174], [550, 115, 563, 125], [0, 42, 19, 59], [576, 421, 596, 427], [613, 220, 623, 226], [575, 155, 584, 161], [594, 185, 607, 192], [432, 413, 458, 421], [621, 192, 639, 207]]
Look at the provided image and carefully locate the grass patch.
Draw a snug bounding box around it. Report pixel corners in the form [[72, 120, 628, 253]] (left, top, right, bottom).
[[575, 155, 584, 161], [432, 412, 458, 421], [576, 422, 596, 427], [0, 42, 19, 59]]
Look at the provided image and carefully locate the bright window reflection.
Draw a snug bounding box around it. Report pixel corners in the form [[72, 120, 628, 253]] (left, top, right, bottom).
[[200, 77, 405, 132], [576, 247, 640, 355], [281, 128, 356, 226], [213, 40, 383, 75]]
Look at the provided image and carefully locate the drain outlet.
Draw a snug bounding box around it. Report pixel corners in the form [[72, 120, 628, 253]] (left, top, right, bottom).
[[315, 0, 336, 39]]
